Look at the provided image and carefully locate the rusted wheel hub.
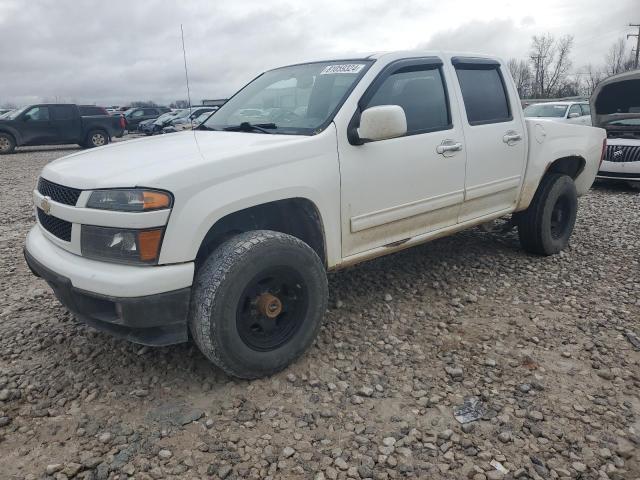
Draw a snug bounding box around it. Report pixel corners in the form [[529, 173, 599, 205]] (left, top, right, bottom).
[[256, 292, 283, 318]]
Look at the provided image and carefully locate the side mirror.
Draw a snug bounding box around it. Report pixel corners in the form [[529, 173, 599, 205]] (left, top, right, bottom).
[[357, 105, 407, 143], [23, 115, 31, 122], [568, 112, 580, 119]]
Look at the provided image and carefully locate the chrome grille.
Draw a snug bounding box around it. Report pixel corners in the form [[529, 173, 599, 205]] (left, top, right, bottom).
[[37, 208, 72, 241], [37, 177, 82, 206], [605, 144, 640, 163]]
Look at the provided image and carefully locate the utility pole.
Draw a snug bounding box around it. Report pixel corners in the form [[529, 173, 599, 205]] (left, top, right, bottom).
[[628, 23, 640, 69]]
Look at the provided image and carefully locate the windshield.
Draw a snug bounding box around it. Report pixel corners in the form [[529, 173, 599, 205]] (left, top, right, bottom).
[[203, 60, 372, 135], [524, 104, 568, 118]]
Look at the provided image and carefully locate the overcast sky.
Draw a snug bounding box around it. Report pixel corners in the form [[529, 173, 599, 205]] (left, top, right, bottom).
[[0, 0, 637, 107]]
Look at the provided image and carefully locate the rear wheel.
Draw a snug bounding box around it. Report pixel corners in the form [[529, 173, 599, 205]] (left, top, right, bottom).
[[516, 173, 578, 255], [189, 230, 328, 379], [0, 133, 16, 154], [85, 130, 108, 148]]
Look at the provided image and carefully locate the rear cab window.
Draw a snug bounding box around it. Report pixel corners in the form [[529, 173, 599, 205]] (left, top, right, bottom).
[[452, 58, 511, 125], [51, 105, 76, 120]]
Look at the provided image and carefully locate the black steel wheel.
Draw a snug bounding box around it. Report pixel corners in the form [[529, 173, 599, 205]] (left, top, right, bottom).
[[517, 173, 578, 255], [236, 266, 309, 352], [189, 230, 327, 379]]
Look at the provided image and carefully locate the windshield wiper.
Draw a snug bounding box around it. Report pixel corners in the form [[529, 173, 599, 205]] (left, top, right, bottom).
[[197, 124, 219, 131], [223, 122, 277, 134]]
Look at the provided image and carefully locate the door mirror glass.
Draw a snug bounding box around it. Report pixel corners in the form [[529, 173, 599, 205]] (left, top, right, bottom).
[[568, 112, 580, 118], [358, 105, 407, 142]]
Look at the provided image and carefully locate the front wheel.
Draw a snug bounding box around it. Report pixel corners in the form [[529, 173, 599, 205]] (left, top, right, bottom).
[[189, 230, 328, 379], [516, 173, 578, 255], [0, 133, 16, 154]]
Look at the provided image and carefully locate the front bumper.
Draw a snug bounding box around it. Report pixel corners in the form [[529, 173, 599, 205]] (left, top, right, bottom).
[[24, 226, 194, 346], [597, 159, 640, 181]]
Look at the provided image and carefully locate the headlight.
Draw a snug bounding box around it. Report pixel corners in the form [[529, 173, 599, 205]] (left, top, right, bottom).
[[81, 225, 164, 265], [86, 189, 172, 212]]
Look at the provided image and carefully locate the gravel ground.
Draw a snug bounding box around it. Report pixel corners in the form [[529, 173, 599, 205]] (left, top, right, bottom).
[[0, 142, 639, 480]]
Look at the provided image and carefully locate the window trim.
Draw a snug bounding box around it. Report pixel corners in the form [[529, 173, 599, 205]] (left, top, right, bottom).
[[348, 56, 452, 145], [24, 105, 50, 122], [452, 58, 513, 126]]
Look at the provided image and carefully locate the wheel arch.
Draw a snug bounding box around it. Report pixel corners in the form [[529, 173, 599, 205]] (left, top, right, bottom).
[[195, 197, 328, 269], [0, 128, 20, 146], [544, 155, 586, 180]]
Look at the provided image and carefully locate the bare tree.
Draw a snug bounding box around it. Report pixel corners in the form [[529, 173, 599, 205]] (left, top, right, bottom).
[[582, 64, 604, 95], [507, 58, 532, 98], [604, 38, 635, 76], [529, 34, 574, 98]]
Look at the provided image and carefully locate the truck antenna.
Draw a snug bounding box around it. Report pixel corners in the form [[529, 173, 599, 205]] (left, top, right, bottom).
[[181, 24, 193, 117]]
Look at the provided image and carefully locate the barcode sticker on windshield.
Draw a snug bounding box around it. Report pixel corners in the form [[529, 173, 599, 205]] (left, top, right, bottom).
[[320, 64, 365, 75]]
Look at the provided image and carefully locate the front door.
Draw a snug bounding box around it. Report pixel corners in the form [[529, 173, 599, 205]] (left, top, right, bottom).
[[339, 58, 467, 257], [20, 106, 57, 145], [449, 58, 527, 222]]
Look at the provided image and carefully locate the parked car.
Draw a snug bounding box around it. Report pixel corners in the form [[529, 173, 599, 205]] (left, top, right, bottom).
[[0, 103, 125, 154], [161, 107, 217, 133], [122, 107, 170, 132], [24, 52, 605, 378], [0, 108, 13, 116], [591, 70, 640, 188], [524, 101, 592, 125], [139, 111, 183, 135]]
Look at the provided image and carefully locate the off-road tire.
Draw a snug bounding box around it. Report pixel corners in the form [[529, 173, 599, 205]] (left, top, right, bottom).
[[0, 133, 16, 154], [189, 230, 328, 379], [517, 173, 577, 255], [84, 130, 108, 148]]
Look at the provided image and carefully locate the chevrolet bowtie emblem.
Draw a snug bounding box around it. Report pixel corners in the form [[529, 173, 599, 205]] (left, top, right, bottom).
[[40, 196, 51, 214]]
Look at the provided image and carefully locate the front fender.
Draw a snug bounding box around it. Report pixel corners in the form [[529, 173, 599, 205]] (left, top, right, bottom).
[[0, 125, 22, 145], [157, 127, 342, 267]]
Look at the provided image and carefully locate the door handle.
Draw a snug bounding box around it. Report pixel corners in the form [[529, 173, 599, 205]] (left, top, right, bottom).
[[503, 131, 522, 145], [436, 141, 463, 155]]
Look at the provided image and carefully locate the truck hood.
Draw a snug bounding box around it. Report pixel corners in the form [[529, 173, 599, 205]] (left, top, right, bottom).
[[40, 130, 306, 190]]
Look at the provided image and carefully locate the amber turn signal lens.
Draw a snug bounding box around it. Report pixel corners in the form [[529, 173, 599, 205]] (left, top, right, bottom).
[[138, 229, 164, 261], [143, 191, 171, 210]]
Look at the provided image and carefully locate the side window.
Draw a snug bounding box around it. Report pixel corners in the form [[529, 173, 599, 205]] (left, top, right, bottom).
[[131, 109, 144, 118], [52, 105, 75, 120], [363, 66, 450, 134], [455, 66, 511, 125], [143, 109, 157, 116], [78, 106, 105, 116], [24, 106, 50, 121], [580, 104, 591, 116], [568, 104, 582, 117]]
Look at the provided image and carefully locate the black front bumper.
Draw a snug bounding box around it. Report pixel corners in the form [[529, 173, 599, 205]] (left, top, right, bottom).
[[24, 249, 191, 346]]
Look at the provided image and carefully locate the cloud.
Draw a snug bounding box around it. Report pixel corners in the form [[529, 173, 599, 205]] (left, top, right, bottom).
[[0, 0, 636, 107]]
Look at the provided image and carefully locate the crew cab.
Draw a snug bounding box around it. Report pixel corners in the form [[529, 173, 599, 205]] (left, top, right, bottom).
[[24, 52, 606, 378], [0, 104, 125, 154], [591, 70, 640, 187]]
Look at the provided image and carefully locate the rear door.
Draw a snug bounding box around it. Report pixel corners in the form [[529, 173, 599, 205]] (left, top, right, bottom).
[[51, 105, 81, 143], [448, 57, 527, 222], [20, 106, 57, 145]]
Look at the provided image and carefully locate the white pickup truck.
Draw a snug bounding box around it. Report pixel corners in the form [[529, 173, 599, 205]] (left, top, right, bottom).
[[25, 51, 606, 378]]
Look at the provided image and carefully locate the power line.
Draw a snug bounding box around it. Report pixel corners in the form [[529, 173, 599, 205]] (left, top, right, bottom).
[[628, 23, 640, 69]]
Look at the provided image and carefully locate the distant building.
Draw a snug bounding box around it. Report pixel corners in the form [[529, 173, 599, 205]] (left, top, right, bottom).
[[202, 99, 227, 107]]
